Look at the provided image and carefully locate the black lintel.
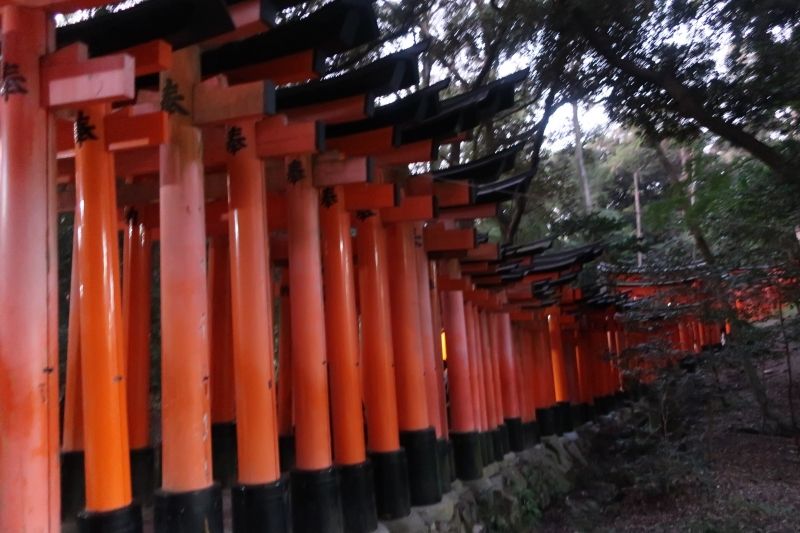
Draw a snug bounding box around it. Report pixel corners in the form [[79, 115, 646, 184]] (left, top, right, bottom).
[[202, 0, 379, 78], [57, 0, 235, 56], [473, 169, 534, 204], [501, 237, 554, 258], [326, 79, 450, 139], [397, 85, 493, 145], [437, 69, 528, 129], [275, 41, 427, 111], [430, 144, 522, 185]]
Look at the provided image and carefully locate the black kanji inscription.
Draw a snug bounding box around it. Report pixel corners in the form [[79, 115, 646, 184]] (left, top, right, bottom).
[[320, 187, 338, 208], [287, 159, 305, 184], [0, 62, 28, 101], [161, 78, 189, 116], [226, 126, 247, 155], [74, 111, 98, 146], [355, 209, 375, 221]]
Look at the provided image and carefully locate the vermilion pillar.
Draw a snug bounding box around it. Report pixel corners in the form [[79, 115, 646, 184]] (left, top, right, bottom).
[[532, 314, 557, 437], [0, 8, 59, 531], [479, 311, 504, 461], [518, 328, 539, 446], [560, 322, 582, 429], [62, 218, 86, 520], [228, 121, 287, 532], [74, 102, 140, 528], [276, 277, 295, 472], [487, 313, 510, 456], [439, 262, 482, 481], [465, 302, 490, 463], [124, 216, 155, 504], [386, 221, 442, 506], [208, 236, 237, 488], [575, 316, 597, 423], [285, 156, 343, 533], [547, 306, 572, 434], [497, 313, 523, 451], [427, 260, 453, 484], [155, 48, 221, 532], [320, 185, 377, 533], [416, 243, 451, 491], [356, 212, 410, 519]]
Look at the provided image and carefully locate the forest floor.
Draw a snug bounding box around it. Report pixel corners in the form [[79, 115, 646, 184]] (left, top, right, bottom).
[[538, 346, 800, 533]]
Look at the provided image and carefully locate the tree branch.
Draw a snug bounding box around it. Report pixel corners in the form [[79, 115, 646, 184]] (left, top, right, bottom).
[[572, 8, 796, 184]]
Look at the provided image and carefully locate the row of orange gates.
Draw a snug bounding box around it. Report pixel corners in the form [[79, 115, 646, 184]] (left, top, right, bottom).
[[0, 1, 722, 532]]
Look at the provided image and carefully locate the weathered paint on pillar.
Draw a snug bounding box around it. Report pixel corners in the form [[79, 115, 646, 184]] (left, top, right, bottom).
[[74, 102, 133, 511], [0, 7, 60, 529], [228, 120, 281, 484], [386, 222, 430, 432], [320, 185, 366, 466], [158, 47, 214, 492], [285, 155, 333, 471], [356, 213, 401, 452]]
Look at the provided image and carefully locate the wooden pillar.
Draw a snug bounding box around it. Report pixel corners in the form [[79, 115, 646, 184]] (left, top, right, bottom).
[[227, 121, 287, 532], [386, 221, 441, 505], [439, 262, 482, 481], [276, 276, 295, 472], [356, 212, 410, 519], [532, 314, 557, 437], [546, 306, 572, 434], [61, 214, 85, 520], [465, 303, 492, 464], [417, 245, 451, 491], [208, 236, 237, 488], [497, 313, 523, 450], [422, 256, 453, 493], [74, 102, 140, 527], [0, 8, 59, 530], [155, 48, 221, 532], [478, 310, 503, 461], [320, 185, 376, 533], [285, 156, 342, 533], [125, 216, 155, 504]]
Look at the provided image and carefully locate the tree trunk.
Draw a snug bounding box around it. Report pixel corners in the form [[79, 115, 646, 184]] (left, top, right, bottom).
[[572, 9, 796, 184], [633, 169, 643, 267], [572, 101, 593, 212]]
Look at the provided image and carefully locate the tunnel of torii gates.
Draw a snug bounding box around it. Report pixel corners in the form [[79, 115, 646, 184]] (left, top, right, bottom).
[[0, 1, 721, 532]]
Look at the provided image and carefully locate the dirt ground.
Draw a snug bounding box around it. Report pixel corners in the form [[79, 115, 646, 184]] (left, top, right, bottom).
[[537, 348, 800, 533]]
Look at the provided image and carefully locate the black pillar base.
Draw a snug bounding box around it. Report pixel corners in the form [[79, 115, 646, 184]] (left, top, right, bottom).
[[582, 403, 596, 423], [291, 466, 344, 533], [555, 402, 573, 435], [448, 440, 456, 483], [368, 449, 410, 520], [61, 450, 86, 522], [77, 502, 142, 533], [339, 461, 378, 533], [450, 431, 482, 481], [570, 404, 585, 428], [536, 407, 557, 437], [436, 439, 453, 493], [490, 428, 504, 462], [211, 422, 237, 487], [522, 421, 540, 447], [399, 427, 442, 506], [278, 434, 295, 473], [130, 447, 155, 506], [479, 431, 494, 466], [505, 418, 524, 452], [596, 395, 611, 415], [154, 484, 223, 533], [232, 478, 289, 533], [498, 423, 511, 456]]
